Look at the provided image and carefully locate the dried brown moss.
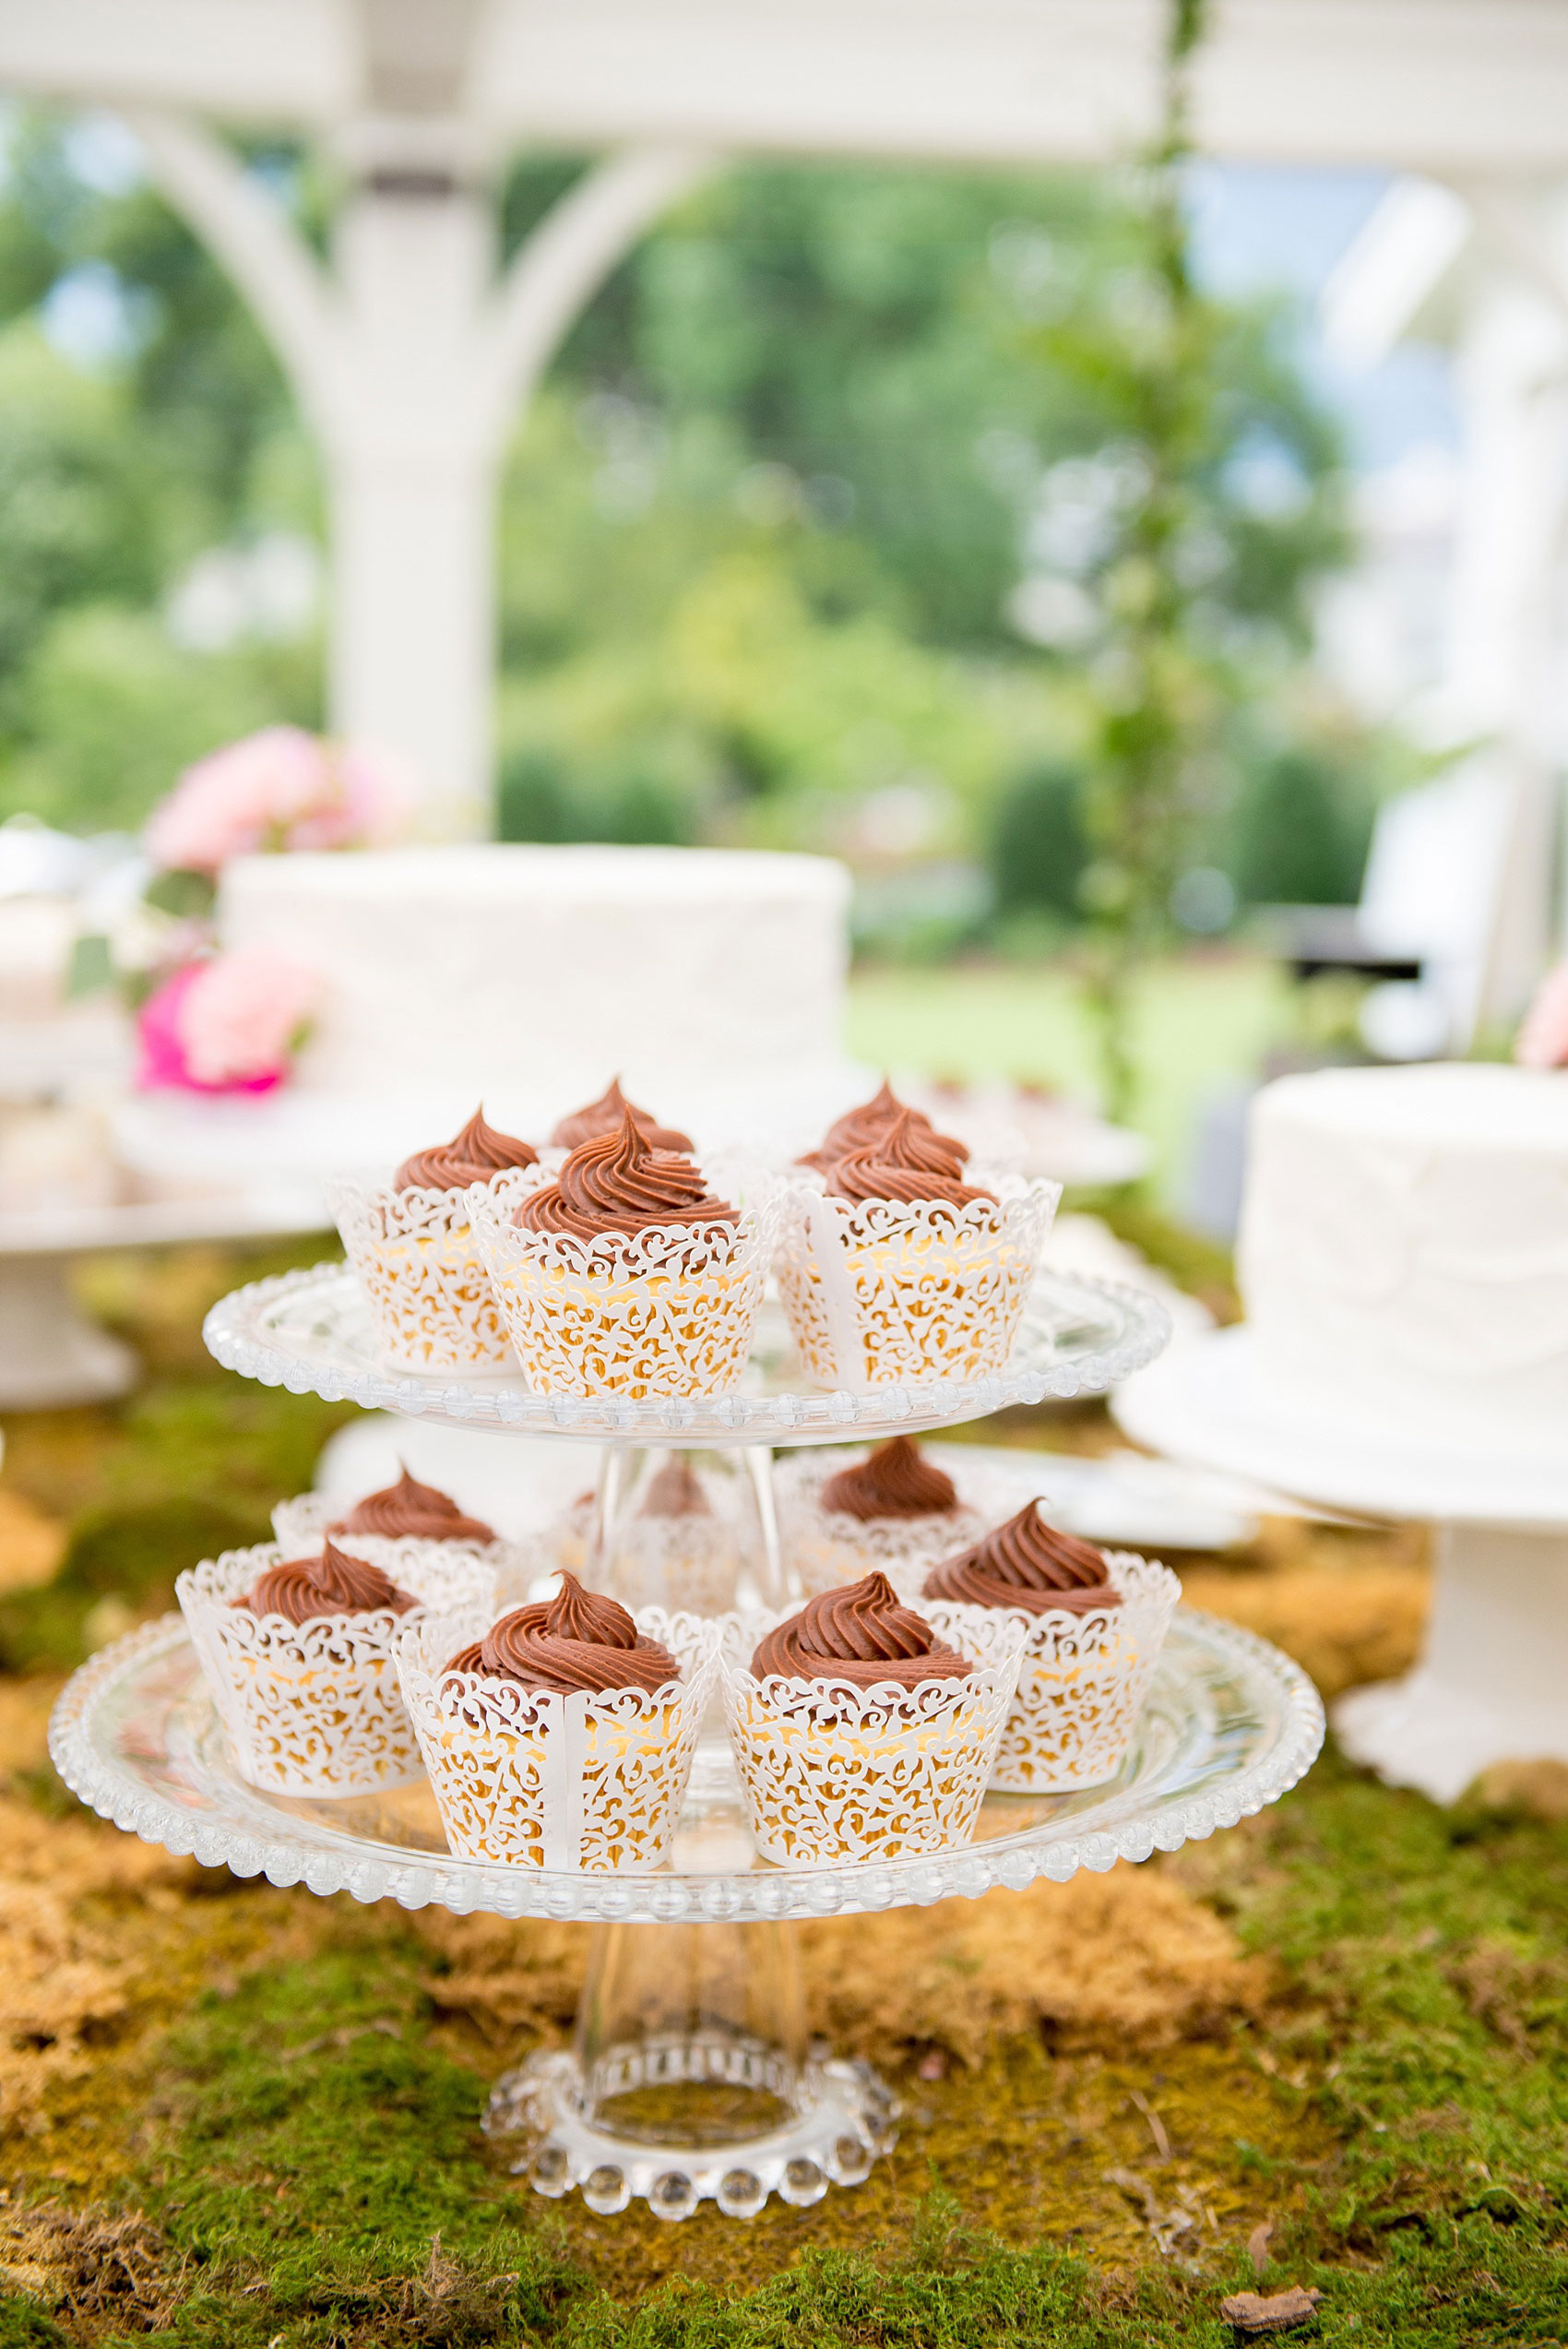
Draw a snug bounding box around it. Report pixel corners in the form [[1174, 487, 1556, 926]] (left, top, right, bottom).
[[413, 1863, 1267, 2069]]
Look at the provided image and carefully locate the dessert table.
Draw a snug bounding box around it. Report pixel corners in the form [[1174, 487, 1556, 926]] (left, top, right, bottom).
[[53, 1263, 1324, 2221]]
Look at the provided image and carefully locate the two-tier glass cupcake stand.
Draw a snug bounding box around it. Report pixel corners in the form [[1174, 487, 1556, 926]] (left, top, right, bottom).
[[51, 1262, 1324, 2222]]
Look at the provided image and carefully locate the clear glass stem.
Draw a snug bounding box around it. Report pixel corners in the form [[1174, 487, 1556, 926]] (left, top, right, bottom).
[[742, 1443, 788, 1605], [576, 1919, 807, 2146]]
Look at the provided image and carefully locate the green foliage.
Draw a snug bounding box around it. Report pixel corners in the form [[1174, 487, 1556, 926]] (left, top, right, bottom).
[[0, 326, 157, 686], [0, 2303, 65, 2347], [0, 602, 302, 832], [1229, 745, 1375, 906], [0, 112, 322, 830], [990, 760, 1089, 919]]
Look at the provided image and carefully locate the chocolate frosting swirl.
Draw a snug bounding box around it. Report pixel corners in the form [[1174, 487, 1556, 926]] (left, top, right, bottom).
[[240, 1538, 418, 1626], [922, 1502, 1120, 1616], [640, 1458, 710, 1519], [800, 1080, 969, 1173], [750, 1570, 970, 1687], [825, 1106, 996, 1210], [445, 1572, 680, 1695], [395, 1108, 538, 1192], [819, 1437, 959, 1522], [331, 1467, 495, 1546], [552, 1078, 693, 1155], [515, 1112, 738, 1240]]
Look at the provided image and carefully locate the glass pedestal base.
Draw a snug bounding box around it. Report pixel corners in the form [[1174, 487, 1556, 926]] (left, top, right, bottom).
[[484, 2040, 897, 2221], [481, 1916, 897, 2219]]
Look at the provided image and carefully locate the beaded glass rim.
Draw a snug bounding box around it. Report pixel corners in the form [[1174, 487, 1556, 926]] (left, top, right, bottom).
[[49, 1607, 1324, 1926], [201, 1262, 1171, 1444]]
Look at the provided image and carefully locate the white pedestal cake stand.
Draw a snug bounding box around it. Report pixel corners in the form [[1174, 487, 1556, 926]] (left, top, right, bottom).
[[51, 1269, 1324, 2223], [1114, 1326, 1568, 1806], [0, 1186, 327, 1410]]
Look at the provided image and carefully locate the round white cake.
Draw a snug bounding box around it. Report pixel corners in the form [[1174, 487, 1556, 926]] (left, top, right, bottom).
[[113, 843, 865, 1186], [1237, 1063, 1568, 1459]]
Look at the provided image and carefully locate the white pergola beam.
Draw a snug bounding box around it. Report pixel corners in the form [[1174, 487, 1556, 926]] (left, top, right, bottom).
[[7, 0, 1568, 176]]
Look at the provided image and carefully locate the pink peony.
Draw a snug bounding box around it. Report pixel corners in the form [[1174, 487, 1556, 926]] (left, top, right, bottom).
[[145, 726, 410, 875], [136, 950, 318, 1094], [1516, 960, 1568, 1069]]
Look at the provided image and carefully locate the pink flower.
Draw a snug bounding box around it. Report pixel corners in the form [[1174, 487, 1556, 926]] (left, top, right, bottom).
[[136, 951, 317, 1094], [145, 726, 410, 875], [1516, 960, 1568, 1069]]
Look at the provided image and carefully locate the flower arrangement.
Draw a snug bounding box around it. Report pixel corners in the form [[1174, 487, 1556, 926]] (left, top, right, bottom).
[[145, 726, 409, 877], [135, 948, 318, 1095], [1516, 962, 1568, 1070]]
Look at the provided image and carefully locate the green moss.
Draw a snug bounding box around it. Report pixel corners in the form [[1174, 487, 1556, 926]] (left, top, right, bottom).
[[3, 1238, 1567, 2342]]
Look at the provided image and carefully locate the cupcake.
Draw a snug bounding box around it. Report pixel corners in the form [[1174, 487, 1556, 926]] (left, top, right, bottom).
[[552, 1077, 693, 1154], [611, 1454, 740, 1615], [775, 1091, 1058, 1389], [774, 1436, 986, 1599], [176, 1534, 496, 1796], [470, 1113, 775, 1399], [272, 1468, 529, 1601], [922, 1503, 1180, 1793], [395, 1573, 716, 1869], [797, 1079, 968, 1174], [719, 1570, 1024, 1867], [327, 1107, 539, 1374]]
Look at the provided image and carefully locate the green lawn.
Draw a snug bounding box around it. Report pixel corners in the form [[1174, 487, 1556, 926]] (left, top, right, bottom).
[[847, 951, 1294, 1198]]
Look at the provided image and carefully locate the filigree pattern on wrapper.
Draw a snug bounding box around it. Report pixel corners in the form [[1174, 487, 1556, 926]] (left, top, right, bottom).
[[327, 1176, 515, 1374], [470, 1167, 778, 1401], [774, 1175, 1061, 1390], [396, 1608, 719, 1870], [610, 1513, 740, 1615], [718, 1604, 1025, 1867], [176, 1539, 497, 1797], [986, 1553, 1181, 1794], [771, 1448, 986, 1601], [271, 1492, 528, 1596]]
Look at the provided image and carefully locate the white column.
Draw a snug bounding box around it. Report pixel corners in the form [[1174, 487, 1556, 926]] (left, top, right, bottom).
[[1443, 197, 1568, 1008], [327, 176, 497, 829]]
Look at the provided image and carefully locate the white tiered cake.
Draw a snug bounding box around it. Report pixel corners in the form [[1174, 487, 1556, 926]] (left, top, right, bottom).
[[113, 844, 864, 1187], [1237, 1062, 1568, 1460]]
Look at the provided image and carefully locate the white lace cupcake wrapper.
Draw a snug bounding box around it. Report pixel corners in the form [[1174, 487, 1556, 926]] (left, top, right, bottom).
[[271, 1492, 527, 1593], [328, 1175, 516, 1374], [770, 1449, 986, 1600], [470, 1166, 778, 1401], [176, 1540, 497, 1797], [717, 1603, 1025, 1867], [610, 1514, 740, 1615], [981, 1553, 1182, 1793], [396, 1607, 719, 1870], [774, 1176, 1061, 1389]]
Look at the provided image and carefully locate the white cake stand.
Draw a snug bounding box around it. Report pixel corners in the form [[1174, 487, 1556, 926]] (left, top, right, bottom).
[[50, 1265, 1324, 2222], [0, 1186, 328, 1410], [1114, 1326, 1568, 1805]]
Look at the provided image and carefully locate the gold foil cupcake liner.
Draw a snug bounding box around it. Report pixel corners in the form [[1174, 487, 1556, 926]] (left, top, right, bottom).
[[984, 1554, 1181, 1794], [774, 1176, 1060, 1390], [176, 1539, 497, 1798], [328, 1175, 516, 1374], [396, 1608, 719, 1870], [718, 1603, 1025, 1867], [470, 1166, 778, 1401]]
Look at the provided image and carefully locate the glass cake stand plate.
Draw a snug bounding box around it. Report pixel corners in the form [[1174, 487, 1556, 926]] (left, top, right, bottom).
[[52, 1611, 1320, 2217], [201, 1263, 1171, 1445], [51, 1609, 1322, 1921]]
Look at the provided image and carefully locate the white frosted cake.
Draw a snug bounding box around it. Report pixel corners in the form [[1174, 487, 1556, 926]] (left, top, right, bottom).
[[113, 843, 864, 1186], [1237, 1063, 1568, 1457]]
